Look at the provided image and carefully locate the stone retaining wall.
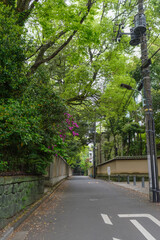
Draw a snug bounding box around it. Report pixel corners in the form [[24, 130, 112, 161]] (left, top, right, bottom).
[[0, 176, 44, 230]]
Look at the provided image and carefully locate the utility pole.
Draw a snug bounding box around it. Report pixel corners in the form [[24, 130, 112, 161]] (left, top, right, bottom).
[[139, 0, 159, 202]]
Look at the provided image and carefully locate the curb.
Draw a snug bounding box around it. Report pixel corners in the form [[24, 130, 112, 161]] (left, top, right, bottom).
[[94, 178, 150, 196], [0, 179, 66, 240]]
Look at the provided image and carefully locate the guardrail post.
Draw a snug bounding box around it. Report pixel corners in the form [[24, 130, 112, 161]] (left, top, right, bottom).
[[118, 175, 120, 182], [142, 177, 145, 188], [133, 176, 136, 186], [127, 175, 130, 184]]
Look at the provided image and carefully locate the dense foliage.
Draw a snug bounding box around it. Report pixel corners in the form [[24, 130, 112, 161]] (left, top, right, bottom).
[[0, 0, 160, 174]]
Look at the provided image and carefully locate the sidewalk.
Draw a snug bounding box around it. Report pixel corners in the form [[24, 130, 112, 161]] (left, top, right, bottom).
[[0, 180, 65, 240], [111, 181, 160, 200], [111, 181, 150, 196]]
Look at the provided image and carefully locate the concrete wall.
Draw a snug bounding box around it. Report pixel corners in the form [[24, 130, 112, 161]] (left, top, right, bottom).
[[45, 156, 72, 186], [0, 176, 44, 230], [89, 156, 160, 177]]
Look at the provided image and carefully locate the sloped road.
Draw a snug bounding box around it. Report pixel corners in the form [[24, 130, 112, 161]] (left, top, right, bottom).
[[9, 176, 160, 240]]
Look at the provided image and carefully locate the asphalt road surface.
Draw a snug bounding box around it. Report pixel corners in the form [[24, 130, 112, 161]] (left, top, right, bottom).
[[9, 176, 160, 240]]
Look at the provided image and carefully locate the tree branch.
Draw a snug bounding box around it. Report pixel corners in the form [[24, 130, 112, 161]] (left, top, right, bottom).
[[100, 2, 106, 22], [95, 43, 109, 60], [26, 29, 68, 76], [16, 0, 39, 25], [88, 47, 93, 63], [28, 0, 38, 12], [66, 94, 87, 105], [17, 0, 31, 12], [27, 0, 95, 77], [25, 44, 43, 61]]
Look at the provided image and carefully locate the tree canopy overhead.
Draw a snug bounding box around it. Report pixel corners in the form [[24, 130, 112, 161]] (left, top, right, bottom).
[[0, 0, 160, 174]]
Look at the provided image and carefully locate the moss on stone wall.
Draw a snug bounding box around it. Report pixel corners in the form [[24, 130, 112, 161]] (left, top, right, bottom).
[[0, 176, 44, 230]]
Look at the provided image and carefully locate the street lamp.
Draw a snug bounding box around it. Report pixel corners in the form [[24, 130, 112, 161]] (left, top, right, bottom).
[[120, 83, 160, 202], [120, 83, 145, 107], [120, 83, 143, 92], [120, 83, 133, 90]]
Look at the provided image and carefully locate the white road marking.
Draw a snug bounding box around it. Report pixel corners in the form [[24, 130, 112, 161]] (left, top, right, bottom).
[[118, 214, 160, 227], [101, 214, 113, 225], [88, 182, 99, 184], [113, 238, 121, 240], [130, 220, 156, 240]]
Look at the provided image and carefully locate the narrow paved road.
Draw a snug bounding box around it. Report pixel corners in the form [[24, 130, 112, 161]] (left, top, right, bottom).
[[10, 176, 160, 240]]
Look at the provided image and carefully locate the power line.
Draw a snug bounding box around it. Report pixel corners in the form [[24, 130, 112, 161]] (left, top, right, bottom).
[[116, 79, 134, 115], [148, 34, 160, 50], [120, 90, 134, 113], [112, 0, 138, 22]]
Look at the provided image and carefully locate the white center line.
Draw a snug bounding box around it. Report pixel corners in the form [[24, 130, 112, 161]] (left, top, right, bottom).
[[130, 220, 156, 240], [101, 214, 113, 225]]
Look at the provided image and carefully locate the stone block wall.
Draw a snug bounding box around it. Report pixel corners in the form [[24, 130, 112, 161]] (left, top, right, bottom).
[[0, 176, 44, 230]]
